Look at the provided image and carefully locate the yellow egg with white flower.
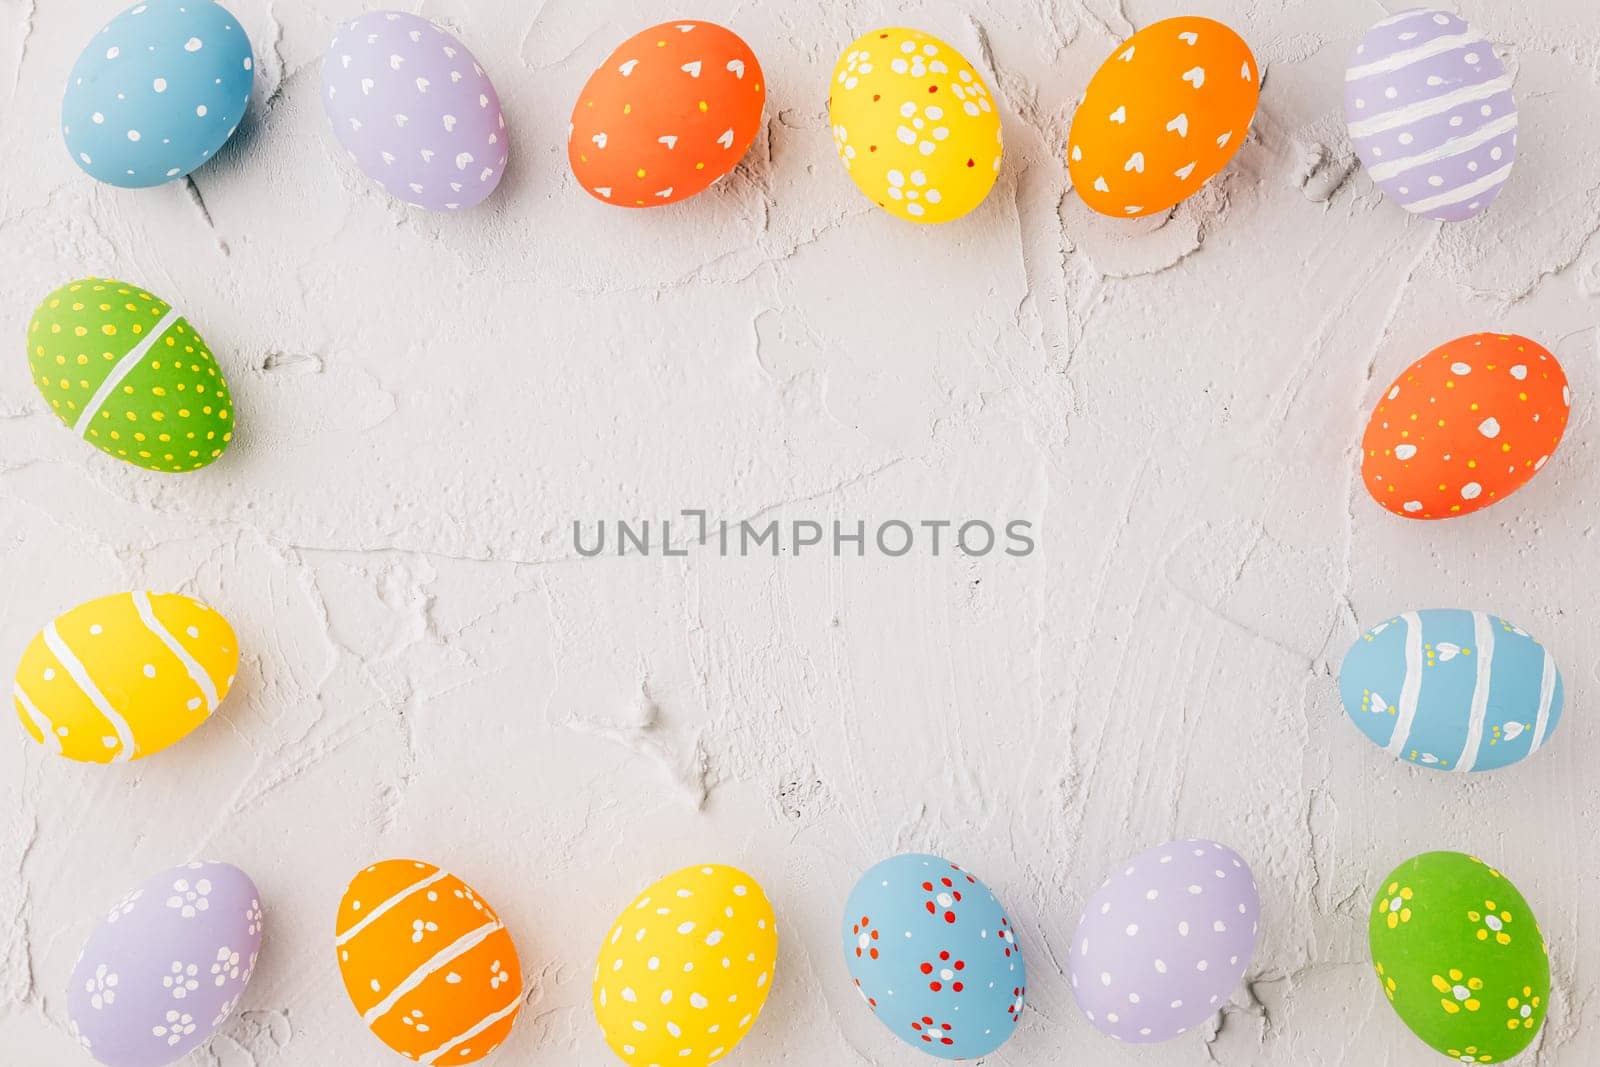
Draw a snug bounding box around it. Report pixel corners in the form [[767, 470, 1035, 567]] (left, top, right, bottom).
[[593, 864, 778, 1066], [828, 27, 1004, 224]]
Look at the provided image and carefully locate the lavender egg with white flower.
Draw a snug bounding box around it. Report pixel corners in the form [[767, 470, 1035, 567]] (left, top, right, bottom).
[[68, 862, 264, 1067], [1345, 9, 1517, 222], [321, 11, 509, 211]]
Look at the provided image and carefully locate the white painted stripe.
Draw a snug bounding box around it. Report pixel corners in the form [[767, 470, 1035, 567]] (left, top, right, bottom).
[[1349, 75, 1514, 138], [1402, 161, 1514, 213], [13, 685, 63, 755], [1368, 112, 1519, 181], [1530, 650, 1556, 753], [72, 307, 182, 435], [363, 921, 503, 1025], [335, 869, 450, 946], [1345, 33, 1484, 81], [418, 997, 522, 1064], [41, 621, 134, 761], [1456, 612, 1495, 772], [131, 591, 219, 714], [1387, 613, 1424, 757], [1372, 9, 1441, 32]]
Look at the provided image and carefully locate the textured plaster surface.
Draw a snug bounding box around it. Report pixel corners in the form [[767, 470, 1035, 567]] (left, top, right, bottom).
[[1, 1, 1597, 1064]]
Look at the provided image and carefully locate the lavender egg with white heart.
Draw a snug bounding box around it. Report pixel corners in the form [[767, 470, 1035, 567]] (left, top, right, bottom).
[[1345, 9, 1517, 222], [68, 862, 263, 1067], [321, 11, 508, 211]]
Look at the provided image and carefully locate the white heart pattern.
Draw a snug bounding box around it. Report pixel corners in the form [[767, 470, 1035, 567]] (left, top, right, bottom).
[[1109, 105, 1127, 124], [1166, 113, 1189, 137], [1182, 66, 1205, 88], [681, 61, 703, 78], [1124, 152, 1145, 174]]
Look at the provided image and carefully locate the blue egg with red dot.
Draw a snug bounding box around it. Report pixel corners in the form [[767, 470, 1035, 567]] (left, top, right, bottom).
[[843, 853, 1025, 1059], [62, 0, 254, 188]]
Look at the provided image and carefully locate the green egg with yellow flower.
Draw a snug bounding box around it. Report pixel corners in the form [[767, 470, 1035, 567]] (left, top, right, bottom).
[[1370, 851, 1549, 1063], [26, 278, 234, 472]]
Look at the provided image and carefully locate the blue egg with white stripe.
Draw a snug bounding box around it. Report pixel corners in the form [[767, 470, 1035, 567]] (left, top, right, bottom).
[[62, 0, 254, 188], [1340, 610, 1562, 772]]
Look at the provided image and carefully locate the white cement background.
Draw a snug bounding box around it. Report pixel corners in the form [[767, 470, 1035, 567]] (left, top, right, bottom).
[[1, 0, 1597, 1064]]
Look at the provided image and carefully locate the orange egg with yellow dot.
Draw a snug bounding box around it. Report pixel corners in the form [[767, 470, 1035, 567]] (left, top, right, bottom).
[[1363, 334, 1570, 520], [569, 21, 765, 208], [336, 860, 523, 1065]]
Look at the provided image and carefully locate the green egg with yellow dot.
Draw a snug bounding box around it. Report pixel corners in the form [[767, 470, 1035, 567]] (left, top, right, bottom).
[[1370, 851, 1549, 1063], [26, 277, 234, 473]]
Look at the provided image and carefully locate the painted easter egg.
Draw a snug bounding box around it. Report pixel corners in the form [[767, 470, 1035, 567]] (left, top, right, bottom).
[[27, 278, 235, 472], [1069, 840, 1260, 1043], [62, 0, 254, 189], [335, 860, 523, 1064], [1362, 334, 1568, 519], [1340, 610, 1562, 773], [569, 21, 765, 208], [843, 854, 1024, 1059], [12, 592, 237, 764], [1370, 851, 1549, 1063], [322, 12, 509, 212], [1068, 17, 1258, 218], [1346, 10, 1517, 222], [828, 28, 1003, 224], [593, 864, 777, 1066], [68, 861, 263, 1067]]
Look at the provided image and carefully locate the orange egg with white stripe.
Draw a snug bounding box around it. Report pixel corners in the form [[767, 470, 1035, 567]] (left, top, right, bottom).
[[12, 591, 237, 763], [336, 860, 524, 1065]]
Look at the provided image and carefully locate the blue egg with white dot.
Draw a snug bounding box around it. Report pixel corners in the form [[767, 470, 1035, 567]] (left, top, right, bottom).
[[62, 0, 254, 188]]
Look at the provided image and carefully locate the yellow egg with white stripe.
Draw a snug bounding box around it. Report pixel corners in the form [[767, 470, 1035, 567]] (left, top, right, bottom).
[[12, 591, 237, 763]]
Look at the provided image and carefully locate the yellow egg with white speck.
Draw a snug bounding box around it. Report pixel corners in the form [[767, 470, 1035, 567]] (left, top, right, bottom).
[[828, 27, 1004, 224], [593, 864, 778, 1065]]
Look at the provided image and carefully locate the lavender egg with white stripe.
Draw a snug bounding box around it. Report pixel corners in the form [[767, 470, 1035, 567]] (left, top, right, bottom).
[[68, 862, 263, 1067], [1345, 9, 1517, 221], [1340, 610, 1562, 773]]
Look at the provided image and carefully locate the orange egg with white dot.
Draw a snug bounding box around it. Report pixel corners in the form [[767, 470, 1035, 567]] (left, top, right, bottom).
[[12, 591, 238, 763], [569, 21, 765, 208], [336, 860, 523, 1065], [1363, 334, 1570, 520], [593, 864, 778, 1066]]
